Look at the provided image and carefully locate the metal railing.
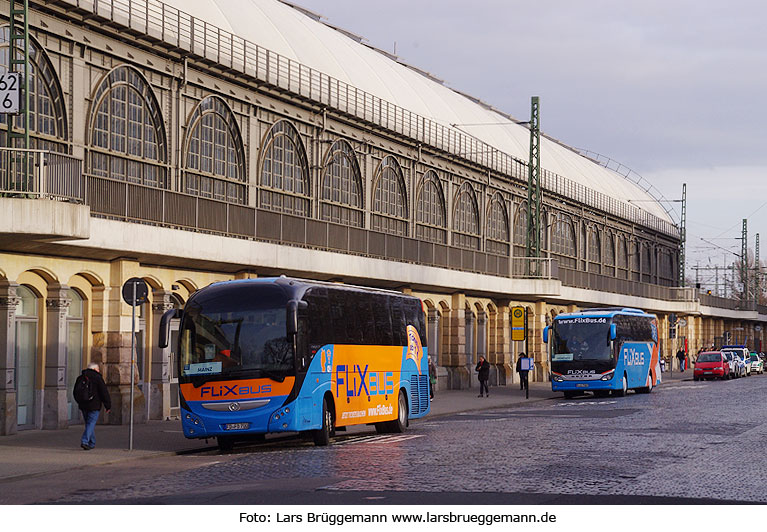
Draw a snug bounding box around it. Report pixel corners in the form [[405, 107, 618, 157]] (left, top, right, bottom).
[[57, 0, 679, 238], [558, 267, 696, 302], [85, 173, 519, 279], [0, 148, 84, 202]]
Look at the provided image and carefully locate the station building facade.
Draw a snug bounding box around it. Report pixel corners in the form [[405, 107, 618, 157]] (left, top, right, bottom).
[[1, 0, 765, 434]]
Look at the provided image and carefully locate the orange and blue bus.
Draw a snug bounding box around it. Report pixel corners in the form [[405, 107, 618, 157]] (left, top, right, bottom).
[[543, 308, 660, 398], [159, 277, 430, 449]]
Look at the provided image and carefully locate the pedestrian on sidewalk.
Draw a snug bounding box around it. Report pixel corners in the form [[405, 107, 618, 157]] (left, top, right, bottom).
[[476, 355, 490, 397], [428, 357, 437, 399], [74, 362, 112, 450], [676, 348, 686, 372], [516, 353, 530, 391]]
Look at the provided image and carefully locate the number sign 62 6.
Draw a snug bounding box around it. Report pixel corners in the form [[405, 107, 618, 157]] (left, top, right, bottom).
[[0, 72, 21, 114]]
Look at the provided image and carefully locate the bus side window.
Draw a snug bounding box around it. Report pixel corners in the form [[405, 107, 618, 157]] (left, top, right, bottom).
[[305, 288, 331, 352], [357, 294, 375, 345], [373, 294, 393, 346], [390, 296, 407, 346]]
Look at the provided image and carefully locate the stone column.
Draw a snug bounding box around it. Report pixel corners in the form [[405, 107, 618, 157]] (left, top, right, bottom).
[[525, 302, 547, 382], [477, 311, 489, 383], [43, 285, 70, 430], [490, 302, 512, 386], [444, 293, 468, 389], [103, 260, 146, 425], [149, 291, 174, 420], [464, 310, 475, 388], [0, 282, 19, 435], [427, 309, 443, 391]]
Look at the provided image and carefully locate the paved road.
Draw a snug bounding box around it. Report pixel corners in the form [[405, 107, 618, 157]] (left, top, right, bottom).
[[41, 373, 767, 505]]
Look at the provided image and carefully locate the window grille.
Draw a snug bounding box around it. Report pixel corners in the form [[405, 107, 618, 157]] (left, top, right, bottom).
[[415, 170, 447, 244], [320, 140, 363, 227], [88, 66, 167, 188], [0, 27, 67, 151], [184, 96, 246, 204], [371, 155, 408, 236], [259, 121, 310, 216]]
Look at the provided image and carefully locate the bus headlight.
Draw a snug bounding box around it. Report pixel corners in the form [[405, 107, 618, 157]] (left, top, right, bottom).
[[601, 371, 614, 381], [552, 374, 564, 382]]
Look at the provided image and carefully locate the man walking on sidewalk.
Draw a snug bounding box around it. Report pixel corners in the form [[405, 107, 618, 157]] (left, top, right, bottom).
[[476, 356, 490, 397], [516, 353, 530, 391], [74, 362, 112, 450]]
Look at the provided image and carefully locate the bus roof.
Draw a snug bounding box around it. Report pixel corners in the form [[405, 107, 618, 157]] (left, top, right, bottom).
[[553, 307, 656, 320], [202, 276, 417, 298]]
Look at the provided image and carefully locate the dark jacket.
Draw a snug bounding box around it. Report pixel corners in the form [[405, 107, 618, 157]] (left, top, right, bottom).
[[475, 359, 490, 381], [78, 368, 112, 412]]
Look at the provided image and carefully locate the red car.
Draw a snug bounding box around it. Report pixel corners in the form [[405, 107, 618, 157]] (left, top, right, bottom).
[[694, 351, 729, 380]]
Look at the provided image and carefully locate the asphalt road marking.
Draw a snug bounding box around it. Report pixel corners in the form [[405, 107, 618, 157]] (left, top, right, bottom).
[[334, 434, 424, 446]]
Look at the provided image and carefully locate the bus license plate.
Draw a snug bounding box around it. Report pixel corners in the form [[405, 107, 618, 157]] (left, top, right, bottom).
[[576, 383, 589, 388], [224, 423, 250, 431]]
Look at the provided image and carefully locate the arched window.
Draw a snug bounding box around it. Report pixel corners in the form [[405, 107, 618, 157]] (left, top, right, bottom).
[[320, 140, 363, 227], [642, 243, 653, 283], [453, 182, 480, 250], [415, 170, 447, 244], [15, 285, 39, 428], [588, 226, 601, 274], [513, 201, 528, 257], [551, 213, 577, 269], [631, 241, 641, 281], [259, 120, 310, 216], [371, 155, 408, 236], [0, 27, 68, 151], [604, 232, 616, 276], [486, 194, 510, 256], [184, 96, 246, 204], [88, 65, 167, 188], [659, 248, 675, 285], [617, 235, 629, 279]]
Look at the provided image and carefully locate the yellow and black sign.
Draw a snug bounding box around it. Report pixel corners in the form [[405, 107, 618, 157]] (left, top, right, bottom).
[[511, 306, 526, 341]]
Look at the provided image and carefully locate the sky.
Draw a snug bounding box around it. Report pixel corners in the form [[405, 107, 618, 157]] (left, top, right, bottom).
[[292, 0, 767, 291]]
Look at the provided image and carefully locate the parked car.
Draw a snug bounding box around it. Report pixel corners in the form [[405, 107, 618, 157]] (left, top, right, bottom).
[[723, 350, 745, 378], [693, 351, 729, 380], [748, 353, 764, 374]]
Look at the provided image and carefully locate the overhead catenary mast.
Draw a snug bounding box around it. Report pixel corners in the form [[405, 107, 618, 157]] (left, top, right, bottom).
[[526, 96, 542, 274]]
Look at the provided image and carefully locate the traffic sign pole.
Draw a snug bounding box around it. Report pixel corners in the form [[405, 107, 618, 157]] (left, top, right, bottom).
[[129, 281, 135, 451], [121, 277, 147, 452]]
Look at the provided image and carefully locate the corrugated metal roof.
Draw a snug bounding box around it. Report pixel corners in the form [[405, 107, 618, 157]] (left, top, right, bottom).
[[160, 0, 672, 224]]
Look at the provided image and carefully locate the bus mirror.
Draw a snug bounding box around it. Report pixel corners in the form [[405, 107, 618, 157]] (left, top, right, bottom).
[[543, 326, 549, 343], [159, 308, 181, 348], [610, 323, 617, 341], [286, 300, 308, 336]]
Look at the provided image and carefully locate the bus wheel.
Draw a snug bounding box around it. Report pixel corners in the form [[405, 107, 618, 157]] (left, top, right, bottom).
[[218, 436, 235, 452], [313, 397, 335, 446], [614, 375, 628, 397], [390, 390, 409, 433]]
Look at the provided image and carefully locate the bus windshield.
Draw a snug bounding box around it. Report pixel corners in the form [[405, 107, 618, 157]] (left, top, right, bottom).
[[179, 284, 293, 381], [551, 317, 612, 362]]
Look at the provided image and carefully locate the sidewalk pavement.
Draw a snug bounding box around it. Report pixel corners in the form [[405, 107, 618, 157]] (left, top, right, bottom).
[[0, 371, 690, 483]]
